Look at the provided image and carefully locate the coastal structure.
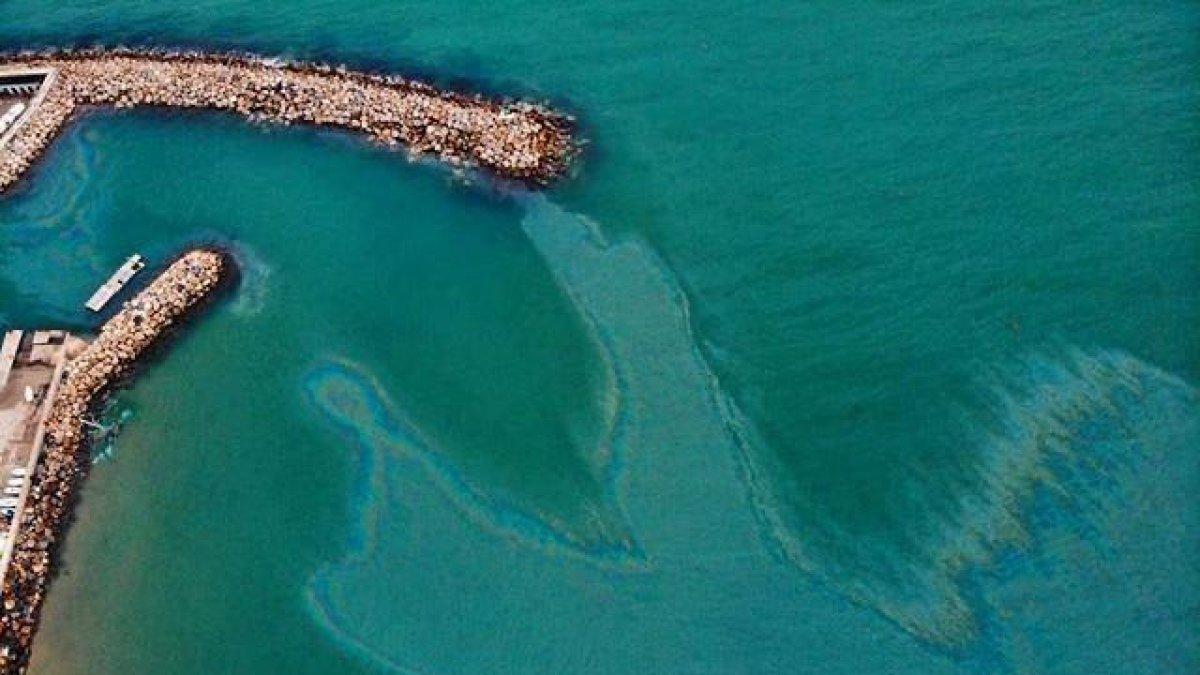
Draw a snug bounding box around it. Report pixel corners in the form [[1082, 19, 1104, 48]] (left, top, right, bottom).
[[0, 250, 231, 673], [0, 331, 85, 575], [84, 254, 146, 312], [0, 47, 575, 674], [0, 71, 52, 153], [0, 46, 573, 675], [0, 49, 577, 191]]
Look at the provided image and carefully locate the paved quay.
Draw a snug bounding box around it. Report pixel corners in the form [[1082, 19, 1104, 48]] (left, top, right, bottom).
[[0, 48, 577, 193], [0, 330, 88, 673], [0, 250, 231, 674]]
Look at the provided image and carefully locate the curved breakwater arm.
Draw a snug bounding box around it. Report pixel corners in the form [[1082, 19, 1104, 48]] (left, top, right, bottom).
[[0, 49, 577, 191]]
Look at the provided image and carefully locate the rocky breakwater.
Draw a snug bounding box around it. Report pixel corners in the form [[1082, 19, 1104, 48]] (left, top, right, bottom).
[[0, 48, 577, 194], [0, 249, 229, 674]]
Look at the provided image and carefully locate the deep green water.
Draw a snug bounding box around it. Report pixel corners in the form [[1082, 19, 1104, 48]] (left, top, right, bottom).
[[1, 2, 1198, 673]]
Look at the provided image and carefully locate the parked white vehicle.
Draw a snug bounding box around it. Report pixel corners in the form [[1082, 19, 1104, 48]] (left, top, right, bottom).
[[0, 498, 19, 508], [6, 479, 23, 488], [2, 487, 20, 497], [9, 468, 27, 478]]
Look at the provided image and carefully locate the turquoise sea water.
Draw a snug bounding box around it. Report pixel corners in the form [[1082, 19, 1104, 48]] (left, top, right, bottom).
[[0, 2, 1197, 673]]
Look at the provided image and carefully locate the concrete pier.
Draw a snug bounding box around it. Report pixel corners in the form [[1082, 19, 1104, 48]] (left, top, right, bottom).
[[0, 249, 231, 674], [84, 254, 146, 312], [0, 332, 80, 582], [0, 49, 576, 192], [0, 69, 53, 159]]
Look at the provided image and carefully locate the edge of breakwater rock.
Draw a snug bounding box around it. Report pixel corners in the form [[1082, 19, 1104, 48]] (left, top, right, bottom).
[[0, 248, 236, 674]]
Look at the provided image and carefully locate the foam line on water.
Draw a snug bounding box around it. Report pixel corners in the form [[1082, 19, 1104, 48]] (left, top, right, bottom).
[[512, 193, 1200, 658], [302, 358, 644, 566], [304, 582, 429, 675], [759, 344, 1198, 652], [225, 241, 273, 317], [513, 193, 769, 558], [519, 219, 636, 542], [299, 193, 1198, 673], [301, 353, 961, 674], [296, 197, 979, 674], [295, 196, 950, 667]]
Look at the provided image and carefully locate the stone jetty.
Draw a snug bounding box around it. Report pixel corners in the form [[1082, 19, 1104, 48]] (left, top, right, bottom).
[[0, 48, 577, 192], [0, 249, 229, 673]]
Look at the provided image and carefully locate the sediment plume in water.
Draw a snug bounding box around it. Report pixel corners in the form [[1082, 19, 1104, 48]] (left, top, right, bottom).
[[0, 48, 577, 191], [0, 249, 231, 674]]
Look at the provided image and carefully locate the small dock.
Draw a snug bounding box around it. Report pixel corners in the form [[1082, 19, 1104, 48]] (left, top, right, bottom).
[[85, 254, 146, 312]]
